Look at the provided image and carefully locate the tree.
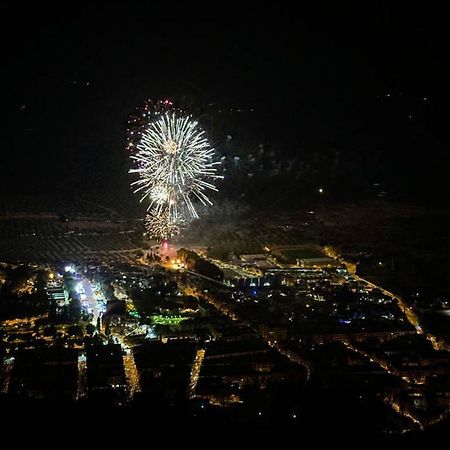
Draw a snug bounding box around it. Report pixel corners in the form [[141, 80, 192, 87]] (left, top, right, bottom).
[[104, 319, 110, 336], [69, 296, 81, 321], [43, 324, 56, 337], [68, 324, 82, 336], [86, 323, 96, 336], [177, 248, 223, 280]]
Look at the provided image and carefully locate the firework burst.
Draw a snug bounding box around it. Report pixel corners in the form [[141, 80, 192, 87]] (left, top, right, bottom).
[[144, 209, 181, 240], [129, 102, 221, 241]]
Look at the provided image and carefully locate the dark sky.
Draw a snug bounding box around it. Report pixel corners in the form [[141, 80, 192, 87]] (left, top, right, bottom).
[[2, 2, 449, 199]]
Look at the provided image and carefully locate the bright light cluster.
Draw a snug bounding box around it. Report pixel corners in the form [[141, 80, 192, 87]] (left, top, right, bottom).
[[129, 104, 221, 241]]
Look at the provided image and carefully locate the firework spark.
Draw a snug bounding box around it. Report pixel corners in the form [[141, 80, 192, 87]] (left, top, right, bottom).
[[144, 209, 181, 240], [129, 104, 221, 241]]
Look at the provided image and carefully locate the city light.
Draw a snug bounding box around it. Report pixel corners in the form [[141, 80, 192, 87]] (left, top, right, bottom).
[[150, 315, 188, 325]]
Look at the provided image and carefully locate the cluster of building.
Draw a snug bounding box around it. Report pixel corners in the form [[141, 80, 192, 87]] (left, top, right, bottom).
[[1, 243, 450, 432]]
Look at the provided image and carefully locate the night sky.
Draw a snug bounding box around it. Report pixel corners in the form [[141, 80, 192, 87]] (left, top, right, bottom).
[[2, 2, 449, 201]]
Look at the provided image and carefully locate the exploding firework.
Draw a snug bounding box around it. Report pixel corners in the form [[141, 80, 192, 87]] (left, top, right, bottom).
[[129, 102, 221, 241], [145, 209, 181, 240]]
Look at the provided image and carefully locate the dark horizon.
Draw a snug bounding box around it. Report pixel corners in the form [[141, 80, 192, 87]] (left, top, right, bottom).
[[2, 2, 450, 203]]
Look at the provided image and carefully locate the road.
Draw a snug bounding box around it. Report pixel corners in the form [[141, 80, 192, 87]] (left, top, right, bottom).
[[81, 278, 100, 325], [352, 273, 449, 351], [181, 274, 313, 380], [185, 269, 229, 287], [188, 348, 206, 397], [327, 245, 448, 350]]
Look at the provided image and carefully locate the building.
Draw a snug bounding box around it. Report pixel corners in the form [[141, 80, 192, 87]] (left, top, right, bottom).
[[46, 285, 68, 308], [86, 344, 127, 402]]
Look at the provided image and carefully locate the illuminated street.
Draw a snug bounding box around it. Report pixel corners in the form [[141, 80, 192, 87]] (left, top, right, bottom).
[[123, 351, 141, 398], [188, 348, 205, 397], [81, 278, 103, 325], [0, 357, 14, 394], [76, 353, 87, 400]]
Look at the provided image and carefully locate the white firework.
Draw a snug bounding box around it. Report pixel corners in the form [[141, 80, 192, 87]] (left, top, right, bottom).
[[130, 110, 221, 240], [150, 184, 170, 205]]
